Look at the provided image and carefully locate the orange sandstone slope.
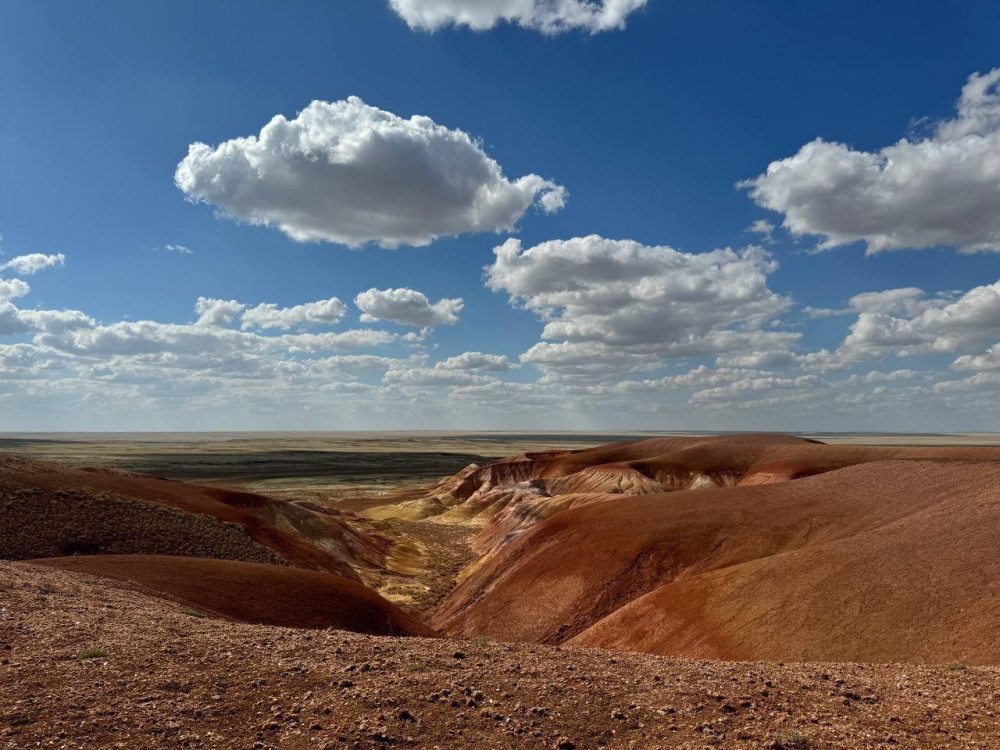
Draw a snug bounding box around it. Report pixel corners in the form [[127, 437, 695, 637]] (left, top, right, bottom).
[[433, 442, 1000, 665], [0, 454, 387, 579], [415, 433, 1000, 576], [34, 555, 435, 636]]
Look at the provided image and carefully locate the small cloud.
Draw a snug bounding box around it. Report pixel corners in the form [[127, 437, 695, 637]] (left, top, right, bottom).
[[802, 306, 853, 319], [355, 287, 463, 327], [0, 277, 31, 302], [436, 352, 514, 371], [746, 220, 776, 243], [194, 297, 245, 327], [241, 297, 347, 330], [0, 253, 66, 275], [165, 244, 194, 255]]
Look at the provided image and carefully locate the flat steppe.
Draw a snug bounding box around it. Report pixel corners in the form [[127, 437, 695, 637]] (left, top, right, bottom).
[[4, 430, 997, 499]]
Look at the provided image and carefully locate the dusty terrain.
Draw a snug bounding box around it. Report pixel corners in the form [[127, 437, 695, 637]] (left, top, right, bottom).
[[3, 561, 1000, 749], [4, 431, 1000, 748]]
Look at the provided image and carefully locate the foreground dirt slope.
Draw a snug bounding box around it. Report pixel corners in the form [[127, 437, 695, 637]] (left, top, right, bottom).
[[434, 459, 1000, 664], [3, 561, 998, 749], [35, 555, 435, 636], [0, 454, 388, 579]]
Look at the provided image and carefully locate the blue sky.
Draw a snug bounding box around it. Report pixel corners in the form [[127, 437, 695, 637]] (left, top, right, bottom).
[[1, 0, 1000, 430]]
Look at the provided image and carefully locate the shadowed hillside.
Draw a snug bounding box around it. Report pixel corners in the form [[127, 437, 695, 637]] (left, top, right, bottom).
[[0, 454, 389, 579], [37, 555, 435, 636]]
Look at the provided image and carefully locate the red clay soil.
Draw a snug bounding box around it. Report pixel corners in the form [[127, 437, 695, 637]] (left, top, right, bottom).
[[4, 560, 1000, 749], [434, 459, 1000, 665], [34, 555, 435, 636], [0, 454, 389, 579]]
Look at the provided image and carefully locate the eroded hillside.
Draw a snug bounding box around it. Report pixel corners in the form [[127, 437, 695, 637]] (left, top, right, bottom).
[[358, 434, 1000, 664], [6, 433, 1000, 747]]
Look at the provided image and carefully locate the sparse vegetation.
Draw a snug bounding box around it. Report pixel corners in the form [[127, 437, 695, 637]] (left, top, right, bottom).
[[771, 730, 810, 749], [473, 638, 489, 647], [181, 607, 207, 618], [77, 647, 109, 661], [950, 661, 969, 671], [407, 663, 428, 672]]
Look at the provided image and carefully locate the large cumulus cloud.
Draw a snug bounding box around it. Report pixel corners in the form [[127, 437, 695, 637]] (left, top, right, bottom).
[[741, 69, 1000, 253], [175, 97, 566, 248], [485, 235, 797, 380], [838, 282, 1000, 357]]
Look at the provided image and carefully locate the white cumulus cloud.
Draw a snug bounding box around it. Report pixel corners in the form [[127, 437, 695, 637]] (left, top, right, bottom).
[[0, 278, 31, 302], [241, 297, 347, 330], [0, 253, 65, 275], [175, 97, 566, 248], [389, 0, 647, 34], [194, 296, 348, 330], [194, 297, 246, 328], [436, 351, 512, 371], [953, 344, 1000, 371], [839, 281, 1000, 357], [741, 68, 1000, 253], [486, 235, 797, 380], [355, 287, 463, 327], [0, 301, 94, 337]]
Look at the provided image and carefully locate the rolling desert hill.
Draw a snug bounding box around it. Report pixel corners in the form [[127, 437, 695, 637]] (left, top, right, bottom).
[[0, 452, 436, 641], [407, 434, 1000, 664], [35, 555, 434, 636], [380, 433, 1000, 522]]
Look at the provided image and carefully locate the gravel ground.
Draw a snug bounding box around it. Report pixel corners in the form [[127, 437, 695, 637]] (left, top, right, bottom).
[[3, 561, 999, 749]]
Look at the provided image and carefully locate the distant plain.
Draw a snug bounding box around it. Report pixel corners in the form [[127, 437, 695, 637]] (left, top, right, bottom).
[[3, 430, 999, 504]]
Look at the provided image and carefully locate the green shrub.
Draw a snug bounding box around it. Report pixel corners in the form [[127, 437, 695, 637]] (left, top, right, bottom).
[[77, 648, 108, 661]]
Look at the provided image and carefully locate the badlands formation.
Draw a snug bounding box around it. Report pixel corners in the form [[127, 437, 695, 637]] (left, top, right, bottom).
[[4, 433, 1000, 748]]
